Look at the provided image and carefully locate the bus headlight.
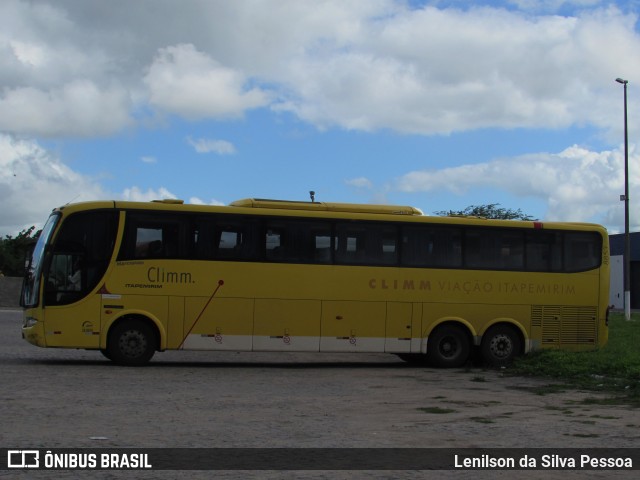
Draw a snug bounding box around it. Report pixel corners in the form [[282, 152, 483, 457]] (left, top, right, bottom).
[[23, 316, 38, 328]]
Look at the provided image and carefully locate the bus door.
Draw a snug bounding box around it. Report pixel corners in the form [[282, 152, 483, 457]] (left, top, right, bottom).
[[42, 250, 102, 348], [41, 210, 119, 349]]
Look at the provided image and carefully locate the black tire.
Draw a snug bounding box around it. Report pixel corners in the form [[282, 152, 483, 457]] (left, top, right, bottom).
[[107, 320, 156, 366], [426, 324, 471, 368], [481, 324, 522, 367]]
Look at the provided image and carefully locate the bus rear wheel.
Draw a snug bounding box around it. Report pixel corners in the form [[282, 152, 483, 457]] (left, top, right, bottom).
[[107, 320, 156, 366], [427, 324, 470, 368], [481, 325, 522, 367]]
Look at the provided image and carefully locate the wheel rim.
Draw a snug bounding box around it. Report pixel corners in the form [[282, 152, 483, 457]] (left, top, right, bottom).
[[488, 333, 513, 359], [438, 335, 459, 359], [118, 329, 148, 359]]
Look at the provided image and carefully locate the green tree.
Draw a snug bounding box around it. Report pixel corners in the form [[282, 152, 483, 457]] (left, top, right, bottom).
[[434, 203, 537, 221], [0, 226, 41, 276]]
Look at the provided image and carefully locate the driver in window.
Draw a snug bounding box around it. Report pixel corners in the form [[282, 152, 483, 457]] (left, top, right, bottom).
[[68, 259, 82, 291]]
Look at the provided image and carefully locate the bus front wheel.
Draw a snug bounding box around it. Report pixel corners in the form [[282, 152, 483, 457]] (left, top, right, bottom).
[[481, 325, 522, 367], [107, 320, 157, 366], [427, 324, 470, 368]]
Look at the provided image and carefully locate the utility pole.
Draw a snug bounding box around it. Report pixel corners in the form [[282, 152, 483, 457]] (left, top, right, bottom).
[[616, 78, 631, 320]]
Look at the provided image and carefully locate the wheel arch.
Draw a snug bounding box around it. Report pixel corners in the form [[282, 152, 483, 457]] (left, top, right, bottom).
[[421, 318, 475, 354], [101, 311, 165, 352], [480, 319, 528, 353]]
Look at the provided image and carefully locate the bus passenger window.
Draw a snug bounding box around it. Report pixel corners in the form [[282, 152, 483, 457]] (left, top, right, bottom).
[[134, 227, 164, 258], [204, 219, 258, 261], [465, 229, 523, 270], [335, 223, 397, 266], [117, 213, 190, 261], [335, 225, 366, 264], [564, 232, 601, 272], [379, 227, 398, 265], [265, 229, 284, 261], [127, 222, 183, 259], [526, 231, 562, 272], [313, 233, 332, 263], [217, 231, 240, 256], [431, 228, 462, 268], [499, 231, 524, 269], [263, 220, 329, 264]]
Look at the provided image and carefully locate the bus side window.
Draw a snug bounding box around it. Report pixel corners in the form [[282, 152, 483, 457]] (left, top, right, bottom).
[[431, 228, 462, 268], [119, 214, 188, 260], [313, 230, 332, 263], [465, 229, 523, 270], [265, 228, 284, 261], [401, 226, 427, 266], [335, 224, 366, 264], [191, 218, 210, 259], [564, 232, 601, 272], [526, 231, 562, 272], [217, 230, 241, 257], [465, 229, 495, 269], [376, 226, 398, 265], [213, 219, 257, 261], [402, 226, 462, 268], [499, 231, 524, 269], [334, 223, 397, 266]]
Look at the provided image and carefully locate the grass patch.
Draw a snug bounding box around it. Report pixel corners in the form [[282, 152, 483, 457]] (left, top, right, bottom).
[[544, 406, 573, 414], [512, 383, 571, 396], [417, 407, 457, 414], [470, 416, 494, 424], [509, 313, 640, 405]]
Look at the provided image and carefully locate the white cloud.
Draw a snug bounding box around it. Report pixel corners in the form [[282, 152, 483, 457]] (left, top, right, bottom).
[[0, 2, 638, 137], [187, 136, 236, 155], [0, 131, 224, 234], [0, 133, 107, 234], [10, 40, 46, 67], [396, 143, 639, 231], [189, 197, 225, 206], [507, 0, 602, 12], [144, 44, 270, 120], [141, 156, 157, 164], [120, 186, 178, 202], [273, 5, 640, 136], [346, 177, 374, 189], [0, 80, 132, 137]]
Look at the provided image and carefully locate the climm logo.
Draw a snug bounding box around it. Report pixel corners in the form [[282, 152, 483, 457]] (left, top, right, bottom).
[[147, 266, 194, 284], [369, 278, 431, 290]]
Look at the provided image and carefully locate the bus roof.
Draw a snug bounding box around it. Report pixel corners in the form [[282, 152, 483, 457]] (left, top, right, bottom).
[[230, 198, 423, 216], [52, 198, 607, 235]]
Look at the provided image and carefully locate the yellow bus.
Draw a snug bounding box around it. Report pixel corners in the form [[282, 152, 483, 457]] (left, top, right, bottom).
[[21, 198, 610, 367]]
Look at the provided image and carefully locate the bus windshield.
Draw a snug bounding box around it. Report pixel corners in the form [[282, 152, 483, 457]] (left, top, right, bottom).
[[21, 213, 60, 308]]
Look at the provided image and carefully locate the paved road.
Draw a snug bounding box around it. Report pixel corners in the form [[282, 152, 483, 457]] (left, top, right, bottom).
[[1, 309, 638, 479]]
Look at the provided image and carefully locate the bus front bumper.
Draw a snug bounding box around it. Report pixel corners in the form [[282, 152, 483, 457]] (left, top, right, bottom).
[[22, 314, 46, 347]]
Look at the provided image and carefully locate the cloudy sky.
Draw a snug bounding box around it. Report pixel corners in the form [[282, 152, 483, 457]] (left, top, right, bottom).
[[1, 0, 639, 236]]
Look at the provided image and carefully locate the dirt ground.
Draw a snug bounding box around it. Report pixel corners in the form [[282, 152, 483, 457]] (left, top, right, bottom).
[[1, 308, 638, 479]]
